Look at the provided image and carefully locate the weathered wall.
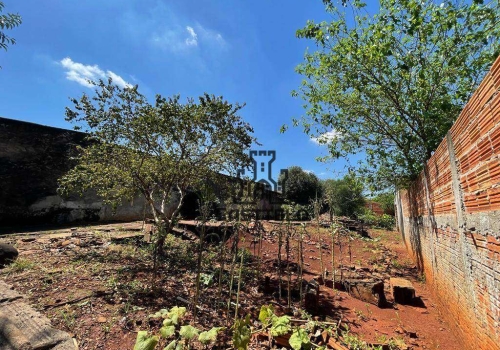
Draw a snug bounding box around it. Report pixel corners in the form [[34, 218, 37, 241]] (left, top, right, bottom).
[[0, 117, 150, 230], [365, 200, 384, 216], [395, 57, 500, 349], [0, 118, 284, 230]]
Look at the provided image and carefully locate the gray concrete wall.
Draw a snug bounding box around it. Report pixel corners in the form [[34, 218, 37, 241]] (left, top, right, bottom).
[[0, 117, 149, 229]]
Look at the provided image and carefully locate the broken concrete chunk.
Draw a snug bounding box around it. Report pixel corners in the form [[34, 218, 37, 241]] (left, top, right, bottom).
[[343, 278, 386, 307], [390, 277, 415, 305]]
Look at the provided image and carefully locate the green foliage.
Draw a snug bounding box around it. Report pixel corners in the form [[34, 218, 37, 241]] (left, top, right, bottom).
[[357, 208, 378, 226], [59, 79, 256, 248], [160, 325, 176, 338], [293, 0, 500, 189], [133, 331, 159, 350], [258, 305, 274, 327], [372, 192, 395, 215], [179, 325, 199, 340], [198, 327, 224, 345], [358, 209, 395, 230], [258, 305, 292, 337], [0, 2, 21, 52], [323, 173, 365, 218], [141, 306, 223, 349], [289, 328, 312, 350], [8, 258, 36, 272], [232, 315, 251, 350], [281, 200, 312, 221], [378, 214, 395, 230], [149, 309, 169, 319], [270, 315, 292, 337], [166, 306, 187, 326], [279, 166, 322, 205]]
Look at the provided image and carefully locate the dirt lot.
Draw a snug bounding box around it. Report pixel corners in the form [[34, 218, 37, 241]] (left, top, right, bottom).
[[0, 221, 461, 349]]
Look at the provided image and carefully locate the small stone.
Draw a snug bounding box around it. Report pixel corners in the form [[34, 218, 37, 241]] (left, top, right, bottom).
[[395, 327, 404, 334], [0, 243, 19, 266], [97, 317, 107, 323], [60, 240, 72, 248], [70, 238, 81, 245]]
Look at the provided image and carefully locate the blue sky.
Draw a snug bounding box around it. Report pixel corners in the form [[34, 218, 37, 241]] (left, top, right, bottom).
[[0, 0, 363, 182]]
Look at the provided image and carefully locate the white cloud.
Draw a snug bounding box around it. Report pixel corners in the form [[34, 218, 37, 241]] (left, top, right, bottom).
[[151, 23, 224, 52], [311, 130, 342, 145], [59, 57, 131, 89], [185, 26, 198, 46], [304, 170, 315, 174]]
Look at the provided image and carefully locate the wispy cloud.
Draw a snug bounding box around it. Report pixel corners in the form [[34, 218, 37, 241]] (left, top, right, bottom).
[[185, 26, 198, 46], [121, 3, 225, 54], [59, 57, 131, 89], [151, 23, 225, 52], [311, 130, 342, 145]]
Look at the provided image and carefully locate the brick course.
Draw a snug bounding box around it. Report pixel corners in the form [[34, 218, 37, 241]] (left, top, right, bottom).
[[396, 56, 500, 349]]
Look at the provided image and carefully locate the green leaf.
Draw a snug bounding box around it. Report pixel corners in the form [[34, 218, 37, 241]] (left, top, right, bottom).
[[133, 331, 159, 350], [167, 306, 187, 325], [232, 315, 251, 350], [270, 315, 291, 337], [258, 305, 274, 326], [163, 318, 174, 326], [164, 340, 177, 350], [198, 327, 224, 345], [289, 328, 312, 350], [179, 325, 199, 340], [149, 309, 169, 319], [160, 325, 176, 338]]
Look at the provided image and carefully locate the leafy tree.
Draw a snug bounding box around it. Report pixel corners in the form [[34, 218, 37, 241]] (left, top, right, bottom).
[[292, 0, 500, 189], [0, 2, 21, 54], [59, 79, 256, 250], [322, 173, 365, 218], [372, 191, 395, 215], [278, 166, 322, 206]]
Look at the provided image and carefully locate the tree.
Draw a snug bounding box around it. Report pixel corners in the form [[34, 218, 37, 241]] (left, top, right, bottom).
[[372, 191, 395, 216], [278, 166, 322, 206], [59, 79, 256, 250], [292, 0, 500, 189], [322, 173, 365, 218], [0, 2, 21, 52]]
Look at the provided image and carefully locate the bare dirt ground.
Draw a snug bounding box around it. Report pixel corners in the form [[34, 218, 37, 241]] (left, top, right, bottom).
[[0, 221, 461, 349]]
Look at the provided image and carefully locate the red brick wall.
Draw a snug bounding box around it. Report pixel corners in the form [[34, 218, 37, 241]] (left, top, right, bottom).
[[395, 56, 500, 350], [365, 200, 384, 216]]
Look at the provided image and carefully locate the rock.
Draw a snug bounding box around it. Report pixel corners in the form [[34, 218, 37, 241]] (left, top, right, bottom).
[[313, 275, 325, 285], [60, 240, 72, 248], [97, 317, 107, 323], [0, 244, 18, 267], [395, 327, 404, 334], [0, 282, 75, 350], [21, 237, 36, 242], [390, 277, 415, 305], [304, 280, 320, 313], [343, 278, 386, 307]]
